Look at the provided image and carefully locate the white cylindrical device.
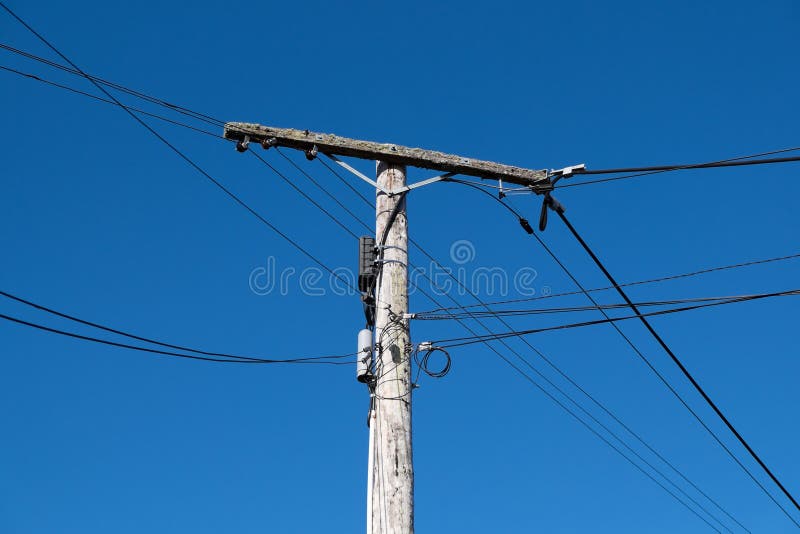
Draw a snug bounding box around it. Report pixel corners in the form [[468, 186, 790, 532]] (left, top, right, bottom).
[[357, 328, 373, 383]]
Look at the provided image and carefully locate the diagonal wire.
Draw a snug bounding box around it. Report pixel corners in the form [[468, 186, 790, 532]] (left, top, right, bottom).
[[555, 209, 800, 522], [0, 2, 357, 295], [312, 158, 739, 530]]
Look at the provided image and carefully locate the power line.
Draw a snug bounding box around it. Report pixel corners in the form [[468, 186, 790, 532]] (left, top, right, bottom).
[[0, 41, 225, 127], [419, 251, 800, 314], [409, 274, 731, 531], [297, 150, 734, 526], [0, 311, 354, 365], [415, 292, 788, 320], [0, 63, 221, 138], [0, 21, 755, 529], [0, 289, 352, 364], [556, 147, 800, 189], [452, 181, 797, 528], [554, 209, 800, 520], [314, 154, 745, 529], [0, 3, 357, 295], [431, 289, 800, 347]]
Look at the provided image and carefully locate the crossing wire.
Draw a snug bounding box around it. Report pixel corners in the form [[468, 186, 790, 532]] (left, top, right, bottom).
[[0, 21, 751, 528], [0, 290, 353, 364], [415, 293, 789, 320], [304, 165, 742, 531], [556, 209, 800, 522], [555, 147, 800, 189], [418, 251, 800, 314], [453, 180, 800, 528], [0, 2, 358, 295], [0, 312, 354, 365], [0, 41, 225, 127], [431, 290, 800, 346]]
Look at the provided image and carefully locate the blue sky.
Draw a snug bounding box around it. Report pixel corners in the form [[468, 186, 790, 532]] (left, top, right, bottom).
[[1, 1, 798, 532]]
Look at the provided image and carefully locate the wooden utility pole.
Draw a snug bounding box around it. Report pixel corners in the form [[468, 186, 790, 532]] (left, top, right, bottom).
[[370, 161, 413, 533], [223, 121, 557, 534]]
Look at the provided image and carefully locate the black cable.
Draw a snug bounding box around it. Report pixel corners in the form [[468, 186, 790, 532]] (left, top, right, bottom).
[[419, 251, 800, 314], [0, 64, 221, 138], [529, 216, 800, 528], [450, 180, 786, 529], [248, 151, 359, 240], [0, 41, 224, 127], [313, 159, 743, 529], [409, 275, 729, 531], [432, 290, 800, 346], [556, 209, 800, 518], [318, 155, 375, 209], [0, 3, 357, 295], [0, 290, 353, 364], [416, 293, 779, 320], [413, 347, 451, 379], [0, 311, 353, 365], [556, 147, 800, 189], [320, 161, 731, 526], [0, 23, 745, 527]]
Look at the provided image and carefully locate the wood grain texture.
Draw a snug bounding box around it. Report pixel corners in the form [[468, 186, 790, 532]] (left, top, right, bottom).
[[370, 161, 414, 534], [224, 122, 551, 191]]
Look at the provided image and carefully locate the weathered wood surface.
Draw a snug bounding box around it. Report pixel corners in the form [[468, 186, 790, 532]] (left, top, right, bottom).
[[370, 161, 414, 534], [224, 122, 551, 191]]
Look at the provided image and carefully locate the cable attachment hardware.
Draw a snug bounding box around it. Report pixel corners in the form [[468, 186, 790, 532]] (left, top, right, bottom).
[[548, 163, 586, 180], [235, 135, 250, 153], [261, 137, 278, 150], [538, 192, 566, 232], [305, 144, 319, 160], [518, 217, 534, 235]]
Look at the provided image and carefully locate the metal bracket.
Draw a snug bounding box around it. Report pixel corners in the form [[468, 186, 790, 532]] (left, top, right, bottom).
[[392, 172, 455, 194], [325, 153, 391, 195], [548, 163, 586, 181], [325, 153, 456, 196]]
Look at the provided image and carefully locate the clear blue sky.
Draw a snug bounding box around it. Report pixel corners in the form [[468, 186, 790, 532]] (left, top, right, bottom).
[[1, 1, 798, 532]]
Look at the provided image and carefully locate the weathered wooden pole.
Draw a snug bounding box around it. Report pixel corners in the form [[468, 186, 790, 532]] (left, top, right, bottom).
[[369, 161, 413, 533]]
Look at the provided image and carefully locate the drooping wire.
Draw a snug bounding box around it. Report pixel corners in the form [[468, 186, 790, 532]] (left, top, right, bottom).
[[413, 346, 451, 380], [454, 179, 800, 528], [3, 24, 752, 521], [0, 311, 354, 365], [0, 289, 352, 364], [0, 3, 357, 295], [555, 209, 800, 520], [315, 154, 744, 530], [418, 251, 800, 314], [405, 274, 730, 531], [0, 41, 225, 127], [0, 64, 221, 138], [555, 147, 800, 189], [430, 290, 800, 347], [415, 292, 788, 320]]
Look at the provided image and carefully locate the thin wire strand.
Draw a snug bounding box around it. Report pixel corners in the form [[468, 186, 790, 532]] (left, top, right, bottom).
[[556, 210, 800, 521], [315, 150, 744, 529], [420, 252, 800, 314], [0, 64, 221, 138], [0, 41, 225, 127], [556, 147, 800, 189], [0, 290, 353, 363], [0, 312, 353, 365], [416, 293, 782, 320], [0, 4, 357, 295]]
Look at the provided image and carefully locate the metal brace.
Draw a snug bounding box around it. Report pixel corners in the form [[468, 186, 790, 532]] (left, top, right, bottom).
[[325, 153, 455, 196]]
